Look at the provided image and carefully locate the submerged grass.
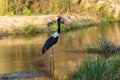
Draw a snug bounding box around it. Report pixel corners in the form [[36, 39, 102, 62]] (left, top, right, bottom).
[[69, 55, 120, 80], [86, 37, 120, 57]]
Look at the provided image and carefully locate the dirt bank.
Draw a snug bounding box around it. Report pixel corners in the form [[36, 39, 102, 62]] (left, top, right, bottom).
[[0, 14, 99, 35]]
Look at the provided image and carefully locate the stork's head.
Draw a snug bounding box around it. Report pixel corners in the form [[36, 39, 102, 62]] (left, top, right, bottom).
[[57, 17, 69, 26]]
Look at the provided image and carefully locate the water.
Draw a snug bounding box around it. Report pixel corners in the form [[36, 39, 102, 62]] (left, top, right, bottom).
[[0, 23, 120, 80]]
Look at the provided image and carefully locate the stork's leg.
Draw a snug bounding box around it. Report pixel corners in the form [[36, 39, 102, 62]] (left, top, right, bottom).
[[50, 47, 54, 80], [50, 45, 55, 57]]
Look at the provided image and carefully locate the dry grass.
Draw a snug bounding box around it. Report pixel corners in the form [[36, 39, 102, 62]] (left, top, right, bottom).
[[0, 0, 81, 15]]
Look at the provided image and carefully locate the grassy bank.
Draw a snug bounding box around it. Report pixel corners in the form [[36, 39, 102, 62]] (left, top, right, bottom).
[[69, 38, 120, 80], [69, 55, 120, 80], [3, 19, 95, 35]]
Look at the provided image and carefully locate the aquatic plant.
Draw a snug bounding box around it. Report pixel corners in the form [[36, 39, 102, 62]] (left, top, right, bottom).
[[86, 37, 120, 57], [69, 54, 120, 80]]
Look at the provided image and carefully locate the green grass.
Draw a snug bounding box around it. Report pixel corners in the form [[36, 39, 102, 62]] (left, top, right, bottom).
[[13, 24, 46, 35], [49, 23, 70, 32], [69, 38, 120, 80], [11, 20, 95, 35], [99, 7, 116, 23], [69, 55, 120, 80], [48, 19, 95, 32]]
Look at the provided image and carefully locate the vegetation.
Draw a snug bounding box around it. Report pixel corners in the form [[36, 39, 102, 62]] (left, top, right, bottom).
[[0, 0, 79, 15], [0, 0, 117, 20], [11, 19, 95, 35], [99, 7, 116, 23], [69, 55, 120, 80], [86, 37, 120, 57], [7, 11, 14, 16], [69, 38, 120, 80], [13, 24, 46, 34], [23, 7, 32, 16], [49, 23, 70, 32], [48, 20, 95, 33], [0, 0, 118, 34], [0, 0, 96, 15]]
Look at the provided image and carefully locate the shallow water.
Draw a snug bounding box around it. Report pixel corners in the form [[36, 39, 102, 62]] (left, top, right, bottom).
[[0, 23, 120, 80]]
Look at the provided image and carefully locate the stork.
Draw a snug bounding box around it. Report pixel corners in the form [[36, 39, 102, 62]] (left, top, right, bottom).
[[41, 17, 68, 54], [41, 17, 68, 80]]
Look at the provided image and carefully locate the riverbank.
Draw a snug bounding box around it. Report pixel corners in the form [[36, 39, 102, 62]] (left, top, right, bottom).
[[0, 11, 119, 35], [0, 0, 120, 35], [0, 13, 99, 35], [69, 38, 120, 80]]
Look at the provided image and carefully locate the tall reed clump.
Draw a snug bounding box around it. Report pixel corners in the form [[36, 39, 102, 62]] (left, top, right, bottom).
[[69, 55, 120, 80]]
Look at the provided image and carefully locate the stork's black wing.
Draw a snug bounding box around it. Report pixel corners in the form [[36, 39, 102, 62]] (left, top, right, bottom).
[[41, 36, 59, 54]]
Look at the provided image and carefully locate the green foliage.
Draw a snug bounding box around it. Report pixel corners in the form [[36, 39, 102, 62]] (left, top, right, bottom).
[[69, 57, 106, 80], [70, 22, 82, 29], [48, 20, 95, 33], [69, 55, 120, 80], [18, 25, 45, 34], [49, 23, 70, 32], [70, 20, 95, 30], [23, 7, 32, 16], [12, 20, 95, 35], [7, 11, 14, 16], [100, 8, 116, 23]]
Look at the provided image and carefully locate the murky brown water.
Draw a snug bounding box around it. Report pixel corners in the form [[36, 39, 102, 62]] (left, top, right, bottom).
[[0, 23, 120, 80]]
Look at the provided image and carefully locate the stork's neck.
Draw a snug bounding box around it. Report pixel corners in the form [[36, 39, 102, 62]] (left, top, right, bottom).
[[57, 20, 60, 33]]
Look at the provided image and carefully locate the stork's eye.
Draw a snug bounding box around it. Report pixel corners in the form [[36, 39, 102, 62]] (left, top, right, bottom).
[[60, 19, 65, 24]]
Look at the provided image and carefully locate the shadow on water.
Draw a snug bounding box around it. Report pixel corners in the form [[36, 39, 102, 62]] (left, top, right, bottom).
[[0, 69, 45, 80], [0, 23, 120, 80]]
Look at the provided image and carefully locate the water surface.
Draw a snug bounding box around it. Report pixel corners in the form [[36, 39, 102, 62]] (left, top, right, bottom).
[[0, 23, 120, 80]]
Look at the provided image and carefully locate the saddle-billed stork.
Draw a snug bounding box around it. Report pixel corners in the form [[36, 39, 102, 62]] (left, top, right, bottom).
[[41, 17, 68, 80], [41, 17, 68, 54]]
